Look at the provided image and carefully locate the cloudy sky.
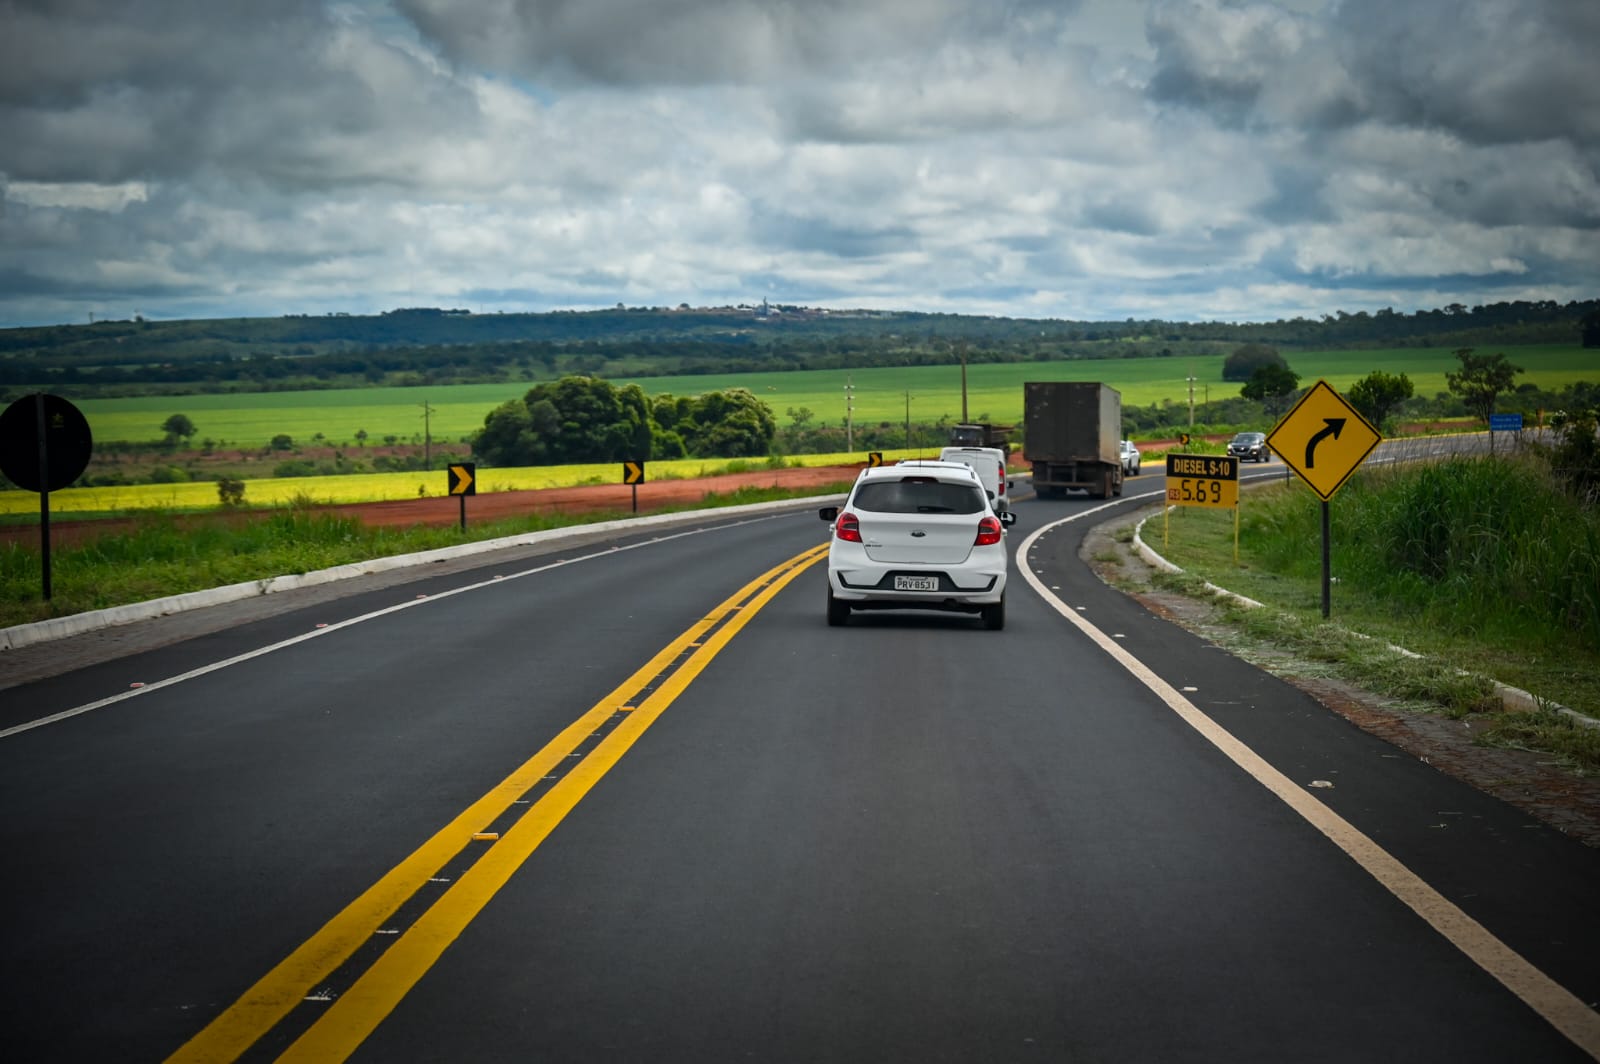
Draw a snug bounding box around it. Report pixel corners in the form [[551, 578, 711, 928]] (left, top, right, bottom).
[[1, 0, 1595, 328]]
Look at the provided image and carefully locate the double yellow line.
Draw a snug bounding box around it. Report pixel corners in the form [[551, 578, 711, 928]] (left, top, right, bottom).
[[169, 544, 827, 1063]]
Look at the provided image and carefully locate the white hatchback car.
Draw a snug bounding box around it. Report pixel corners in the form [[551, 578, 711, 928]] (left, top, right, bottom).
[[819, 463, 1016, 629]]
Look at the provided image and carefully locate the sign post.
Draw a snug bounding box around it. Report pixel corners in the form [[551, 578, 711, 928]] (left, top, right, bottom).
[[0, 393, 94, 601], [447, 462, 476, 530], [622, 460, 646, 512], [1488, 412, 1522, 454], [1266, 380, 1382, 618]]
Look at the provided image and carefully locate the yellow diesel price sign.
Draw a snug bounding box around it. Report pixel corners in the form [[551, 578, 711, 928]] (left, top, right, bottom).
[[1267, 380, 1382, 501], [1165, 453, 1239, 509]]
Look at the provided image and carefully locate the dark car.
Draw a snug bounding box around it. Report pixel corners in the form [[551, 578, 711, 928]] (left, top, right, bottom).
[[1227, 431, 1271, 462]]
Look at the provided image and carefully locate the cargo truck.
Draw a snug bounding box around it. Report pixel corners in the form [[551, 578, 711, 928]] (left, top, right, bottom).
[[1023, 381, 1123, 499]]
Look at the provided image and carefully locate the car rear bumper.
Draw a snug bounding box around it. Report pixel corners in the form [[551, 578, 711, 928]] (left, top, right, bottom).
[[829, 566, 1007, 607]]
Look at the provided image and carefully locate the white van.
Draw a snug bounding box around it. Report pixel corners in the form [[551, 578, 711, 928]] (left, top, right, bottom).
[[938, 446, 1012, 513]]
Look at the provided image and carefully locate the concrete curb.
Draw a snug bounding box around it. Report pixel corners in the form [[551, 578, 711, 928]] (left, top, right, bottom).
[[1130, 509, 1596, 730], [1, 494, 842, 653]]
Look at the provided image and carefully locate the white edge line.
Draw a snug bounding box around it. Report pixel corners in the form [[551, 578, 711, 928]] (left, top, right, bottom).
[[0, 514, 797, 740], [1015, 508, 1600, 1058]]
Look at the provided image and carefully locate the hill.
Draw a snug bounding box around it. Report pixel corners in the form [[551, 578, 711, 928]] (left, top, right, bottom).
[[2, 299, 1595, 400]]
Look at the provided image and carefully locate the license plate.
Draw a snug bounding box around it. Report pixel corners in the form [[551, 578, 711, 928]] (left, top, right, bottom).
[[893, 575, 939, 591]]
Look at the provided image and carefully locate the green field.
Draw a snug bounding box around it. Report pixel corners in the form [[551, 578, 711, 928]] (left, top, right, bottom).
[[65, 344, 1598, 449]]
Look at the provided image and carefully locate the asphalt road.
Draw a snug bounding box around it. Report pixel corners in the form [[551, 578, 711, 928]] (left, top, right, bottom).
[[2, 471, 1597, 1062]]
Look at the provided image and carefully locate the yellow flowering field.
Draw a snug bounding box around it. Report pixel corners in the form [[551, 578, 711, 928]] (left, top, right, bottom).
[[0, 452, 889, 516]]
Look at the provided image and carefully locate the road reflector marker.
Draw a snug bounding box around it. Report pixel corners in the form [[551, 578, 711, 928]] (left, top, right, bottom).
[[470, 833, 498, 841]]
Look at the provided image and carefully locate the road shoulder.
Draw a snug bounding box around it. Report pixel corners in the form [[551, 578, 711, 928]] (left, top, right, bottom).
[[1081, 506, 1600, 849]]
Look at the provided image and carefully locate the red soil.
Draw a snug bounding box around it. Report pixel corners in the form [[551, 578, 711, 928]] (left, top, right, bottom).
[[2, 464, 864, 548]]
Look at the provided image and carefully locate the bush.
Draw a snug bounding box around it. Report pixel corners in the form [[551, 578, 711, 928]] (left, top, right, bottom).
[[372, 454, 427, 472], [273, 460, 317, 478], [1325, 456, 1600, 650], [148, 465, 190, 484], [1535, 408, 1600, 505], [217, 478, 246, 507]]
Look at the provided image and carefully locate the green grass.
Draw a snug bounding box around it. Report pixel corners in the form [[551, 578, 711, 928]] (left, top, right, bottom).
[[60, 343, 1594, 449], [0, 480, 855, 631], [1145, 457, 1600, 772]]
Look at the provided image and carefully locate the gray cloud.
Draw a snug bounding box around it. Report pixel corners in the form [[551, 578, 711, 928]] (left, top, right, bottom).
[[1331, 0, 1600, 147], [1147, 0, 1600, 146], [0, 0, 1594, 327], [392, 0, 1041, 87], [0, 0, 485, 188]]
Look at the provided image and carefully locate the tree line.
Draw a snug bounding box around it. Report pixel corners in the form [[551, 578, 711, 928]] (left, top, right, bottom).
[[2, 300, 1596, 402]]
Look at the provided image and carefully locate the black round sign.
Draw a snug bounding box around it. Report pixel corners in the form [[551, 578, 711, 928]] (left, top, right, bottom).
[[0, 393, 94, 493]]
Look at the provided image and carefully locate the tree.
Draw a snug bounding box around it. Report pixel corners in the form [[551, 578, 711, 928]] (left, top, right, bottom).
[[162, 413, 196, 445], [685, 388, 777, 457], [1445, 348, 1523, 428], [1240, 363, 1301, 415], [468, 376, 778, 465], [1581, 310, 1600, 349], [1346, 370, 1414, 429], [216, 477, 246, 507], [471, 400, 539, 466], [1222, 343, 1286, 382], [471, 376, 641, 466], [543, 376, 636, 463], [1541, 404, 1599, 503]]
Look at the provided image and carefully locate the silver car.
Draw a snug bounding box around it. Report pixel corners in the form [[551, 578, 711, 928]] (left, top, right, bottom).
[[1119, 439, 1141, 475], [819, 464, 1016, 629]]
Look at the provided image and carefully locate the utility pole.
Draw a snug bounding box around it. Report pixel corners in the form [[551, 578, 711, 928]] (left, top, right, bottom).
[[844, 376, 855, 452], [959, 340, 969, 423], [1187, 373, 1197, 428], [905, 391, 913, 451], [420, 400, 434, 471]]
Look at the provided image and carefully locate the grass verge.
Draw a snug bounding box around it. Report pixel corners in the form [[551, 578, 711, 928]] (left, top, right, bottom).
[[1136, 457, 1600, 775], [1, 480, 853, 631]]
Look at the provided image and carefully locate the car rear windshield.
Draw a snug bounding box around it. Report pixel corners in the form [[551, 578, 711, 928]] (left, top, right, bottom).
[[852, 478, 985, 514]]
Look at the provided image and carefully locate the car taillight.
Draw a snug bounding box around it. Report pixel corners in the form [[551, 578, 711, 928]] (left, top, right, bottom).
[[974, 515, 1003, 545], [996, 461, 1006, 495], [835, 512, 863, 542]]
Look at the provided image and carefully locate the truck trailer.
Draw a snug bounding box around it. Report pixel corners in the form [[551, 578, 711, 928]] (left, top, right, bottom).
[[1023, 381, 1123, 499]]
